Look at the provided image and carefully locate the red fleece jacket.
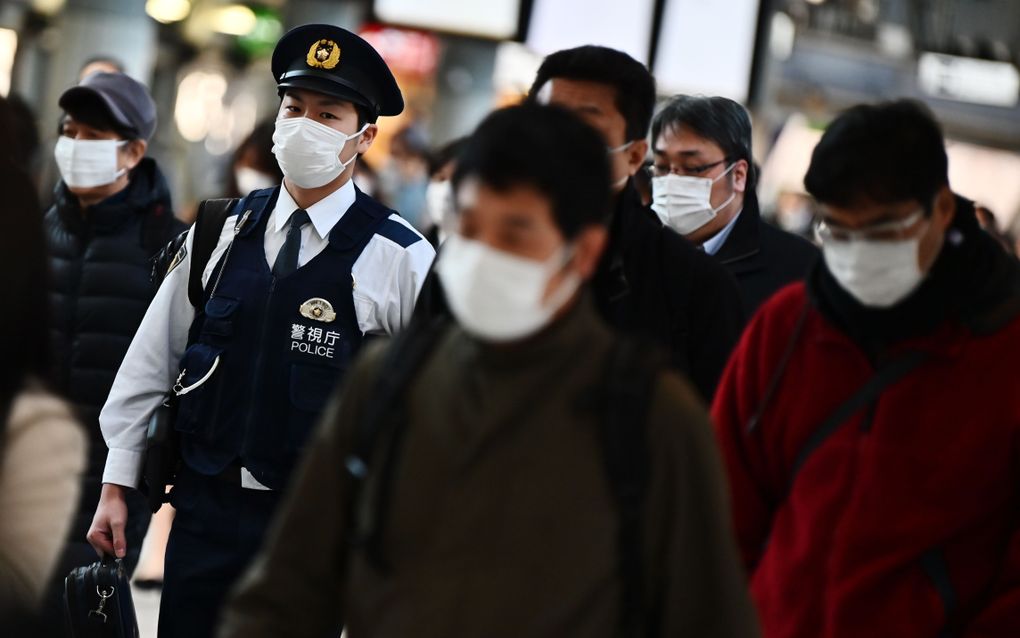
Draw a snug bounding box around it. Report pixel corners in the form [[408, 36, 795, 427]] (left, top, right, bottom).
[[712, 282, 1020, 638]]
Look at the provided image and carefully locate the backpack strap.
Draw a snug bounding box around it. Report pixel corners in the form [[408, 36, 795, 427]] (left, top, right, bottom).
[[188, 198, 239, 308], [344, 317, 449, 571], [786, 349, 930, 494], [599, 338, 664, 638]]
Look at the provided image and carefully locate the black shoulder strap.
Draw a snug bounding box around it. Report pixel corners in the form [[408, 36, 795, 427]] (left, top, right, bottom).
[[599, 338, 663, 638], [746, 301, 811, 434], [344, 318, 449, 570], [787, 349, 930, 494], [188, 198, 239, 308]]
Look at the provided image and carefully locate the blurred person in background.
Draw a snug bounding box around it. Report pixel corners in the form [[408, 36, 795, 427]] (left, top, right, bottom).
[[713, 100, 1020, 637], [219, 102, 758, 638], [224, 119, 284, 199], [530, 45, 745, 402], [422, 136, 467, 247], [378, 125, 430, 231], [88, 25, 434, 638], [651, 95, 818, 316], [40, 70, 184, 630], [78, 55, 125, 81], [772, 190, 816, 239], [0, 97, 87, 630]]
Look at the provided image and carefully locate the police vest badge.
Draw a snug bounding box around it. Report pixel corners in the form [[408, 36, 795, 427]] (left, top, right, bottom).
[[299, 298, 337, 322], [306, 39, 341, 70]]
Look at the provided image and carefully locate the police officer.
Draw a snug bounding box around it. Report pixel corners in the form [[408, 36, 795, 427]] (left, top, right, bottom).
[[86, 24, 435, 638]]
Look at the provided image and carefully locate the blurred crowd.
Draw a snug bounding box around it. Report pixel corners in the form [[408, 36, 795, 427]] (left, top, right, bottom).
[[0, 15, 1019, 638]]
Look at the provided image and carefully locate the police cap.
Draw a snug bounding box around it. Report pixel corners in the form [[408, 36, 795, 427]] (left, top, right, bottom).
[[272, 24, 403, 121]]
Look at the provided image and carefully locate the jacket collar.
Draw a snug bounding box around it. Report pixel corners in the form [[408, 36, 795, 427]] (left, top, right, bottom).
[[713, 191, 762, 270], [54, 157, 171, 235]]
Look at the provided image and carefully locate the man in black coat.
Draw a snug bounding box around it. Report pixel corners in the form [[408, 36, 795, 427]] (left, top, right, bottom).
[[650, 95, 818, 316], [41, 71, 184, 627], [415, 48, 744, 401], [529, 46, 745, 401]]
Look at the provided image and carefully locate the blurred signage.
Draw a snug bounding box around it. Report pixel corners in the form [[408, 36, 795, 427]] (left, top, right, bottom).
[[526, 0, 655, 64], [918, 53, 1020, 108], [360, 25, 441, 79], [653, 0, 760, 102], [373, 0, 521, 40]]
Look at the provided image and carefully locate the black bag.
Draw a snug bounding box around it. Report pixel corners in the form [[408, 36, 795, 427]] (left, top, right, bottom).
[[63, 556, 139, 638], [142, 197, 240, 513]]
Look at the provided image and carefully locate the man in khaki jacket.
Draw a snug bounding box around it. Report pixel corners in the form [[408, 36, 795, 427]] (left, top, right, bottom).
[[219, 104, 758, 638]]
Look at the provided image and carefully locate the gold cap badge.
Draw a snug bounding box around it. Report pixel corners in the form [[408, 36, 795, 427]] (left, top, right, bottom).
[[299, 298, 337, 323], [306, 39, 341, 70]]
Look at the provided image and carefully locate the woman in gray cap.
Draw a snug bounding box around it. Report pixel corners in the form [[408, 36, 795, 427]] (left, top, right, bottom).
[[39, 70, 184, 631]]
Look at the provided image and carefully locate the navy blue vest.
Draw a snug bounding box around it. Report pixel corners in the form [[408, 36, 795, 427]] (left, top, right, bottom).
[[174, 186, 393, 490]]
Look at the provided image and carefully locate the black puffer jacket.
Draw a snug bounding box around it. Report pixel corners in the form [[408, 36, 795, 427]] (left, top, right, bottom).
[[45, 157, 184, 474]]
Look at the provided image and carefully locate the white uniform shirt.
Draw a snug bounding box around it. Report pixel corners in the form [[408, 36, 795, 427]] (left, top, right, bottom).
[[99, 179, 435, 488]]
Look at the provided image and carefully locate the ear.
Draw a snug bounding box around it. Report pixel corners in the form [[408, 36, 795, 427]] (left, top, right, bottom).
[[122, 139, 147, 171], [732, 158, 749, 194], [356, 123, 379, 154], [624, 139, 649, 177], [570, 225, 609, 280], [931, 185, 956, 232]]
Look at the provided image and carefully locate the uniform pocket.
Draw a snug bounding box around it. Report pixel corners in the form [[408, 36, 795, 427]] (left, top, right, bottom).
[[285, 363, 342, 453], [289, 362, 342, 413], [201, 296, 241, 341], [174, 343, 225, 434]]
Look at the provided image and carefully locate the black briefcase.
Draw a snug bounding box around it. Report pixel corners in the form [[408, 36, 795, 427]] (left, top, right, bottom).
[[64, 556, 139, 638]]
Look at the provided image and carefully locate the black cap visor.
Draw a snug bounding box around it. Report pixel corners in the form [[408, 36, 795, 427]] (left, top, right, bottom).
[[59, 86, 139, 137]]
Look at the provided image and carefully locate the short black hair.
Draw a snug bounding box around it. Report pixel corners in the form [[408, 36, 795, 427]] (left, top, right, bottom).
[[652, 95, 756, 188], [453, 103, 611, 239], [61, 96, 139, 140], [804, 100, 949, 213], [528, 45, 656, 142]]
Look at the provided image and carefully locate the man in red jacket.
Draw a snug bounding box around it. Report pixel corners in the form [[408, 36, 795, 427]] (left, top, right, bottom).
[[712, 99, 1020, 637]]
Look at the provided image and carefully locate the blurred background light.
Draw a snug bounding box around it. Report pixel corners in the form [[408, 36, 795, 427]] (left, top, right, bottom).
[[146, 0, 192, 25], [0, 28, 17, 97], [31, 0, 66, 16], [210, 5, 257, 37]]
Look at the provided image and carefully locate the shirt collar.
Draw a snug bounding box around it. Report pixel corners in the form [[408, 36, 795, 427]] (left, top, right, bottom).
[[274, 178, 357, 239], [701, 208, 743, 256]]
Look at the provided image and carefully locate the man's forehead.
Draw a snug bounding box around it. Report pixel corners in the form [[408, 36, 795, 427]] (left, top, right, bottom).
[[282, 88, 352, 107]]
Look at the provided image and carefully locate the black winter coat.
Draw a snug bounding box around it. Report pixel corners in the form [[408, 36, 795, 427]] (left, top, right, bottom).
[[593, 183, 745, 401], [712, 192, 819, 317], [45, 157, 184, 475]]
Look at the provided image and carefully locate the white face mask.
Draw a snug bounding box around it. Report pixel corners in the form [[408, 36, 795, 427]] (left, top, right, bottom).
[[822, 235, 927, 308], [272, 117, 368, 189], [235, 167, 277, 194], [54, 137, 127, 189], [651, 163, 737, 235], [436, 234, 581, 342]]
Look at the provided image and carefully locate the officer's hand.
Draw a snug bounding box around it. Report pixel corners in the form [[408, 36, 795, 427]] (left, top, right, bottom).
[[87, 483, 129, 559]]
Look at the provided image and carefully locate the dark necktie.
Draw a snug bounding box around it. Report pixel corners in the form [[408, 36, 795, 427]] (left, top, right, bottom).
[[273, 208, 311, 277]]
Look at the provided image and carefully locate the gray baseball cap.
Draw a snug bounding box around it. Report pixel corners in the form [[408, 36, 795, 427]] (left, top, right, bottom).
[[59, 72, 158, 141]]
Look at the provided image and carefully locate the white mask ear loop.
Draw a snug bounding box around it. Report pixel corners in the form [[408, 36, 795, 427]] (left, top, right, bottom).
[[338, 123, 370, 170], [710, 162, 738, 213]]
